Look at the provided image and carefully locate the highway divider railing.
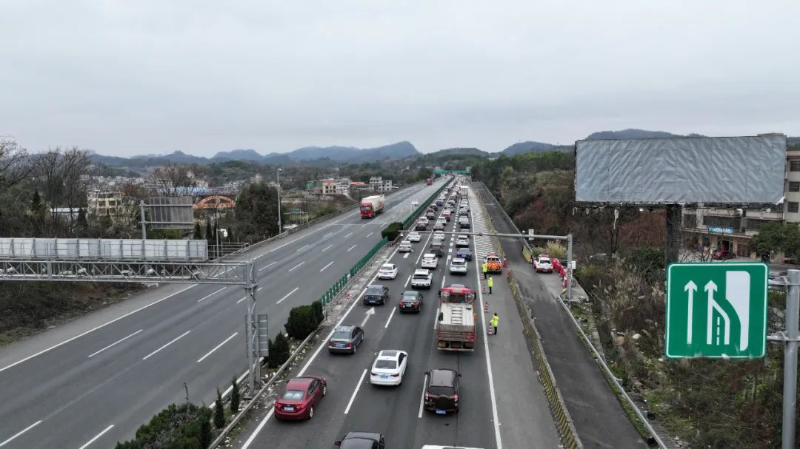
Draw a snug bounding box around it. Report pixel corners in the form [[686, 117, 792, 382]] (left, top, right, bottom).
[[321, 180, 450, 307], [507, 269, 583, 449], [473, 184, 505, 261]]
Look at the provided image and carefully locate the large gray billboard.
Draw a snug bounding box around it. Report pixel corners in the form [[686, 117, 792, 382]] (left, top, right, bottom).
[[575, 135, 787, 205]]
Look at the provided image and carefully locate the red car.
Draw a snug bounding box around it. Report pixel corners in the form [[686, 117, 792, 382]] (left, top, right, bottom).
[[274, 376, 327, 420], [712, 250, 735, 260]]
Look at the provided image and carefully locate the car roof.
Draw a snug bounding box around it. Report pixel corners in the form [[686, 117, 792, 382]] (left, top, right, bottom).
[[429, 369, 457, 386], [343, 432, 382, 442], [366, 284, 384, 290], [402, 290, 419, 296], [457, 247, 471, 252], [381, 263, 395, 268], [336, 325, 355, 332], [423, 253, 436, 258], [285, 377, 314, 388], [413, 269, 430, 275], [452, 258, 466, 263], [377, 349, 402, 359]]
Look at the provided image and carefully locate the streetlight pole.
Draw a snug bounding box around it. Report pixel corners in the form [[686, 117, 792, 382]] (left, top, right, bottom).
[[277, 168, 282, 235]]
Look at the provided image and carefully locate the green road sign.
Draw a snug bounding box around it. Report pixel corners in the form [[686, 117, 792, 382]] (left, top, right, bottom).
[[665, 263, 768, 359]]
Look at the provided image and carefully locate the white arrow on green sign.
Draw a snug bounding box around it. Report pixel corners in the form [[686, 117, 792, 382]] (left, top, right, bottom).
[[665, 263, 768, 359]]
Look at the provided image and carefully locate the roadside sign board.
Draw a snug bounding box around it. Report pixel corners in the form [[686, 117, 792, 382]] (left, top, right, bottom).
[[665, 263, 768, 359]]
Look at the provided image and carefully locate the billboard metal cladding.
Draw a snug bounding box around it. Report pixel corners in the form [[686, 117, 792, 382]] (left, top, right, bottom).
[[0, 238, 208, 261], [147, 196, 195, 230], [575, 135, 787, 205]]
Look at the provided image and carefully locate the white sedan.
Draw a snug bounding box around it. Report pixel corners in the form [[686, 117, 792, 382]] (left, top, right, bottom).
[[421, 254, 438, 269], [378, 263, 399, 280], [407, 232, 422, 242], [369, 350, 409, 386], [456, 235, 470, 247]]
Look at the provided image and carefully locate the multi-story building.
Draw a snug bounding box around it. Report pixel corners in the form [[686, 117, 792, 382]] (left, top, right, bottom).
[[335, 178, 351, 195], [681, 141, 799, 260], [322, 179, 337, 196], [369, 176, 383, 191], [87, 190, 124, 217], [382, 180, 393, 192]]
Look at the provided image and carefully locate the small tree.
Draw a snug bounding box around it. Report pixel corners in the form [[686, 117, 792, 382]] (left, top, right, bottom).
[[230, 376, 240, 414], [311, 300, 324, 327], [193, 222, 202, 240], [272, 332, 291, 368], [199, 414, 212, 449], [214, 388, 225, 429], [285, 305, 318, 339], [99, 209, 113, 230]]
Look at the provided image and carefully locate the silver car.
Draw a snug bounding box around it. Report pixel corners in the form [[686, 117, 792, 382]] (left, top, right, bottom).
[[328, 325, 365, 354]]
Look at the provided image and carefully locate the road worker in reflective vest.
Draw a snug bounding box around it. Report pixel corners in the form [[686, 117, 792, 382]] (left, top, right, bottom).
[[482, 262, 488, 279], [490, 313, 499, 335], [487, 276, 494, 294]]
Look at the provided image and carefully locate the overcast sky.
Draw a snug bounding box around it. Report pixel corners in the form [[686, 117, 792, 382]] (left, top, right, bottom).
[[2, 1, 799, 157]]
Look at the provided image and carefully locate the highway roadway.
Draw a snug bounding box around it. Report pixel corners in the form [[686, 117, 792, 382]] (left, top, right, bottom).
[[0, 179, 447, 449], [239, 181, 505, 449]]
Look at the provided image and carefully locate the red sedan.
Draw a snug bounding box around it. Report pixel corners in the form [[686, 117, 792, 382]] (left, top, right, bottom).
[[274, 376, 327, 420]]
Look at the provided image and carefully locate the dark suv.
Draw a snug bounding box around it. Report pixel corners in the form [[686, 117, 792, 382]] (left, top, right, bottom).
[[363, 285, 389, 305], [424, 368, 461, 414], [335, 432, 385, 449]]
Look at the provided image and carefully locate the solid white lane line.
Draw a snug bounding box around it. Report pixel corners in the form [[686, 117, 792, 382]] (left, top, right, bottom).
[[365, 232, 373, 238], [197, 332, 238, 363], [441, 275, 447, 288], [142, 330, 191, 361], [0, 285, 195, 374], [296, 244, 309, 252], [345, 232, 353, 238], [88, 329, 143, 358], [418, 374, 428, 418], [384, 307, 397, 328], [361, 224, 368, 228], [276, 287, 299, 304], [470, 187, 503, 449], [344, 369, 368, 415], [288, 261, 305, 272], [236, 296, 247, 304], [197, 287, 228, 303], [347, 244, 357, 252], [434, 307, 440, 329], [78, 424, 114, 449], [324, 232, 334, 238], [0, 420, 42, 448], [258, 261, 277, 272], [404, 275, 412, 288], [322, 244, 334, 252], [320, 261, 334, 272]]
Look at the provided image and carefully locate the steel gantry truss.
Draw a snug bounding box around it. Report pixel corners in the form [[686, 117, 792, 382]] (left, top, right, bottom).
[[0, 257, 264, 393]]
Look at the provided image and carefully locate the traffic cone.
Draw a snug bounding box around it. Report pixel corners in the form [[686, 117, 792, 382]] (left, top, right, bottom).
[[503, 257, 507, 268], [487, 324, 494, 335], [484, 300, 489, 313], [482, 282, 486, 294]]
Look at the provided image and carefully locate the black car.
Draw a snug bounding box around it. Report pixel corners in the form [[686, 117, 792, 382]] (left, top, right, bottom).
[[335, 432, 385, 449], [459, 220, 471, 229], [398, 290, 424, 313], [426, 211, 436, 220], [424, 368, 461, 414], [363, 285, 389, 305], [415, 221, 427, 231]]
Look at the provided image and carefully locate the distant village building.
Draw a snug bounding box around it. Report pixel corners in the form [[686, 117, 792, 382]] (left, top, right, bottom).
[[369, 176, 383, 191], [88, 190, 124, 217], [335, 178, 352, 195]]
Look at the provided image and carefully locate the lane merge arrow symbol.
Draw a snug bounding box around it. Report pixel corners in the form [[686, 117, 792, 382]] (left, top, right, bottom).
[[684, 280, 697, 344]]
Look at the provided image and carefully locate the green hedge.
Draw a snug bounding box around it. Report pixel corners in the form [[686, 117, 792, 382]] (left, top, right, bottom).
[[285, 301, 324, 340], [381, 222, 404, 241], [115, 403, 212, 449], [267, 332, 291, 368]]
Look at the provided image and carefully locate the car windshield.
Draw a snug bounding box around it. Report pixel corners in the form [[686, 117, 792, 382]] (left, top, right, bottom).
[[366, 287, 382, 295], [540, 258, 550, 263], [332, 330, 351, 339], [427, 385, 454, 396], [381, 265, 394, 270], [283, 389, 305, 400], [402, 294, 418, 301], [375, 360, 397, 369]]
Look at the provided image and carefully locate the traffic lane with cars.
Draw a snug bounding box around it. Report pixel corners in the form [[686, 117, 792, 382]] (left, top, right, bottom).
[[0, 182, 445, 448], [239, 183, 457, 448], [243, 191, 498, 449]]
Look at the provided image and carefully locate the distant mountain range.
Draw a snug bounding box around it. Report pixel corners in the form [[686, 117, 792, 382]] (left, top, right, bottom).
[[89, 130, 799, 167]]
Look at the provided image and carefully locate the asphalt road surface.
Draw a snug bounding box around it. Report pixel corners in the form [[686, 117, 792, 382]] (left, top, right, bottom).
[[238, 182, 511, 449], [0, 180, 447, 449]]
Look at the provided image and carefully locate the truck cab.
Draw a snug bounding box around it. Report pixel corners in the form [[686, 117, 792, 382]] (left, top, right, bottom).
[[436, 285, 477, 352]]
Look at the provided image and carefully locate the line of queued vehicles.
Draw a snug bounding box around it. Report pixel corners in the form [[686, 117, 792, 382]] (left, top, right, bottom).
[[272, 177, 487, 449]]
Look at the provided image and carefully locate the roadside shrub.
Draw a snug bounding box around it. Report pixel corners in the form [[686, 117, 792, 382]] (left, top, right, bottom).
[[267, 332, 291, 369], [545, 241, 566, 260], [285, 304, 320, 339], [230, 376, 240, 414], [214, 389, 225, 429], [381, 221, 404, 241], [311, 300, 324, 326], [115, 403, 211, 449]]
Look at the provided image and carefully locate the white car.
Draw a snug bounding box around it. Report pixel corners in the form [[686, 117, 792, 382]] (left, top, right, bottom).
[[369, 350, 408, 386], [449, 258, 468, 275], [407, 232, 422, 242], [535, 256, 553, 273], [421, 254, 438, 269], [411, 269, 433, 289], [456, 235, 470, 247], [378, 263, 399, 280], [398, 241, 413, 253], [433, 232, 445, 241]]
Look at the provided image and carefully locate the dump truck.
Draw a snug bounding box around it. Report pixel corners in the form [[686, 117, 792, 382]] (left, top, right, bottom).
[[436, 285, 477, 352], [360, 195, 385, 218], [426, 178, 433, 185]]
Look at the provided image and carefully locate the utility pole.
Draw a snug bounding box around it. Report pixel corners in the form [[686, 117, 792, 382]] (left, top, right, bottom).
[[782, 269, 800, 449], [277, 168, 282, 235]]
